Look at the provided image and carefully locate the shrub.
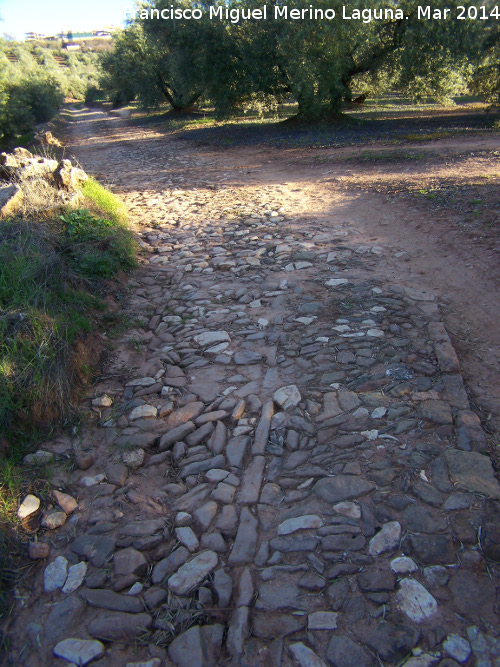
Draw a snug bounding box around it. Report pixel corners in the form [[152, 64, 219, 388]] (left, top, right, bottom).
[[0, 76, 64, 140], [0, 38, 101, 142]]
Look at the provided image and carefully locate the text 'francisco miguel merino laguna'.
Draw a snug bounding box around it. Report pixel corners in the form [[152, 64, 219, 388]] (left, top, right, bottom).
[[129, 6, 463, 24]]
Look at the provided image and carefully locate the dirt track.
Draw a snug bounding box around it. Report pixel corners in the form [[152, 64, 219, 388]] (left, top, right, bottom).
[[74, 109, 500, 441], [4, 107, 500, 667]]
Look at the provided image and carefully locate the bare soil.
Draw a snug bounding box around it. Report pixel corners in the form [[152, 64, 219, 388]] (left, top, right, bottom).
[[3, 103, 500, 667], [65, 106, 500, 449]]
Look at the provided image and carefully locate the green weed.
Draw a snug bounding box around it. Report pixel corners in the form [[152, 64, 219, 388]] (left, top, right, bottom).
[[0, 207, 137, 456], [404, 131, 451, 142], [60, 209, 137, 278], [81, 178, 129, 224], [0, 180, 137, 631]]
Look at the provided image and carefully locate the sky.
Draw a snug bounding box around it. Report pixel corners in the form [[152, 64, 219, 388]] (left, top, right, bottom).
[[0, 0, 135, 39]]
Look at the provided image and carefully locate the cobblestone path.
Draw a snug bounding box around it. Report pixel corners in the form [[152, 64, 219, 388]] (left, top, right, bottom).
[[6, 109, 500, 667]]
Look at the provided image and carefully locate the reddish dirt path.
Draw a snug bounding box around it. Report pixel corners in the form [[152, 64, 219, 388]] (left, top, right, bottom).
[[68, 109, 500, 446], [3, 106, 500, 667]]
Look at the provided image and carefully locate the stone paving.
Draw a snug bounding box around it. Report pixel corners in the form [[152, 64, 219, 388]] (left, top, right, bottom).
[[6, 111, 500, 667]]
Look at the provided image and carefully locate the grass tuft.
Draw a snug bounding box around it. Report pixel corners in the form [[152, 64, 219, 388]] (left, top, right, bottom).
[[82, 177, 128, 224], [60, 209, 137, 278], [0, 207, 137, 457], [0, 184, 138, 619]]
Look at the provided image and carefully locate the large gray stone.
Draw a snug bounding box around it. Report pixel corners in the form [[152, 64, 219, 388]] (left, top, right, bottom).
[[226, 435, 250, 468], [255, 581, 309, 611], [159, 421, 196, 451], [312, 475, 374, 503], [228, 507, 258, 565], [443, 634, 471, 663], [152, 547, 189, 585], [363, 621, 420, 662], [88, 611, 152, 640], [408, 533, 456, 565], [226, 606, 250, 662], [418, 400, 453, 425], [449, 570, 499, 624], [213, 568, 233, 607], [180, 454, 226, 479], [368, 521, 401, 556], [62, 562, 87, 594], [289, 643, 328, 667], [317, 393, 343, 422], [326, 635, 373, 667], [194, 331, 231, 347], [44, 556, 68, 592], [79, 588, 143, 613], [234, 350, 262, 365], [358, 566, 396, 593], [308, 612, 338, 630], [237, 456, 266, 504], [269, 535, 319, 552], [274, 385, 301, 410], [252, 612, 305, 638], [278, 515, 322, 535], [114, 547, 148, 576], [53, 639, 104, 666], [168, 624, 224, 667], [119, 519, 165, 536], [396, 579, 438, 622], [173, 484, 210, 512], [467, 626, 500, 667], [252, 400, 274, 455], [168, 550, 219, 595], [444, 450, 500, 499], [167, 402, 204, 428]]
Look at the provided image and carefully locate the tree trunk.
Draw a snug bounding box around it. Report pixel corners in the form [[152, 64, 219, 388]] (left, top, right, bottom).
[[157, 76, 202, 112]]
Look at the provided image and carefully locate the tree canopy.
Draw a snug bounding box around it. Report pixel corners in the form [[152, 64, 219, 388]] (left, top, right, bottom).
[[0, 39, 99, 141], [98, 1, 500, 118]]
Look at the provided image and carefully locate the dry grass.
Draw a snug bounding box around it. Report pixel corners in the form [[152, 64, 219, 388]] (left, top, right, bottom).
[[149, 590, 212, 647], [16, 176, 81, 219]]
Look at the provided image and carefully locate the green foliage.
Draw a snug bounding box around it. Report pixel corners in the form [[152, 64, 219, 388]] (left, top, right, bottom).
[[82, 177, 129, 224], [100, 0, 490, 121], [0, 38, 100, 142], [470, 24, 500, 104], [99, 15, 210, 110], [0, 205, 137, 454], [60, 209, 137, 278], [0, 75, 64, 139], [0, 221, 87, 447]]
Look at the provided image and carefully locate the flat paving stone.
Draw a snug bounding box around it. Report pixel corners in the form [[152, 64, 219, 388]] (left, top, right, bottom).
[[255, 581, 309, 611], [168, 550, 219, 595], [53, 639, 104, 666], [88, 611, 152, 640], [228, 507, 258, 565], [396, 578, 438, 622], [326, 635, 372, 667], [289, 642, 328, 667], [444, 450, 500, 499], [312, 475, 374, 503], [252, 612, 305, 638], [80, 588, 143, 613], [236, 456, 266, 504], [15, 112, 496, 667]]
